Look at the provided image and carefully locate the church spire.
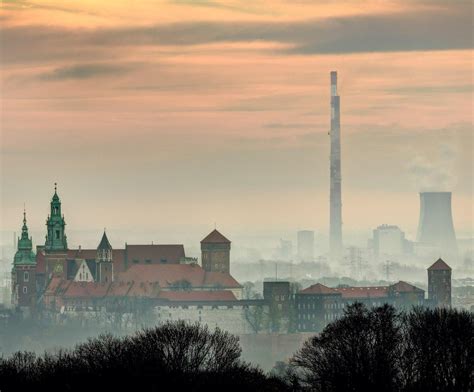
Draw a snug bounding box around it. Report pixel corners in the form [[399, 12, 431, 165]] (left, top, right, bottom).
[[97, 230, 113, 283], [45, 183, 68, 251], [21, 206, 28, 240], [14, 208, 35, 265]]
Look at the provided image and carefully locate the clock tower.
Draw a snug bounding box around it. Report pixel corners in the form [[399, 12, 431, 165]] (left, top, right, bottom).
[[44, 184, 68, 279]]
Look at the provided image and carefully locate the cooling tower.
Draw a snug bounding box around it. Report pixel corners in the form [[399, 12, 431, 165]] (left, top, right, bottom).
[[416, 192, 457, 253]]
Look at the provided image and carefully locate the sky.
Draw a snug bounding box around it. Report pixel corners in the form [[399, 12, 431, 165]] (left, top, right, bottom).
[[0, 0, 472, 250]]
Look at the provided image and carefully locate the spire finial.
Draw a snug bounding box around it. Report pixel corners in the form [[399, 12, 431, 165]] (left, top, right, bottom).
[[54, 182, 57, 193], [23, 203, 26, 224]]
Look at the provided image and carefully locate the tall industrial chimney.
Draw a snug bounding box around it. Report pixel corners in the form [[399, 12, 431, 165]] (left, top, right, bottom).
[[417, 192, 457, 254], [329, 71, 343, 260]]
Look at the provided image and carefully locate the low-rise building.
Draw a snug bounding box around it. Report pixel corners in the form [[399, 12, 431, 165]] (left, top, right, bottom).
[[295, 280, 425, 332]]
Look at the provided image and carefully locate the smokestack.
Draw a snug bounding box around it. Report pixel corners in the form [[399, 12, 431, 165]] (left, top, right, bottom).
[[417, 192, 457, 254], [329, 71, 343, 261]]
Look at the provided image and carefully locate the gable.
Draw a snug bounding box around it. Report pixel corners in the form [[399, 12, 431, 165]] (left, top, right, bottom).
[[74, 260, 95, 282]]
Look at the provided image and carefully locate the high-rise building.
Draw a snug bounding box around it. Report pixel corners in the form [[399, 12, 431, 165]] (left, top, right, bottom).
[[279, 239, 293, 260], [329, 71, 343, 261], [372, 224, 407, 258], [297, 230, 314, 262]]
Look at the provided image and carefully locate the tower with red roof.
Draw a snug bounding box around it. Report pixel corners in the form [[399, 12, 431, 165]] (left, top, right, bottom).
[[428, 258, 452, 307], [200, 229, 231, 273]]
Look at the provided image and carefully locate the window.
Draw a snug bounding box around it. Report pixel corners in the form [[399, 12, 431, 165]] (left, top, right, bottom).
[[23, 286, 27, 294], [160, 258, 167, 264], [24, 271, 29, 282], [55, 230, 60, 239], [145, 259, 151, 264]]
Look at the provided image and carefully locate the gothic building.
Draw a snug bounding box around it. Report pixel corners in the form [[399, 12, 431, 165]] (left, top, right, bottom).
[[13, 185, 242, 315]]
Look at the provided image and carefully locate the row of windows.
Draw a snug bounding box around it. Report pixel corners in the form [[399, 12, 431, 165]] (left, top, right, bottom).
[[297, 302, 343, 310], [299, 312, 339, 320]]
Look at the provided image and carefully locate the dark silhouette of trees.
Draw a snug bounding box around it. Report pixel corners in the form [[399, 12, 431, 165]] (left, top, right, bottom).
[[290, 304, 473, 392], [292, 303, 402, 391], [401, 307, 473, 392], [1, 308, 472, 391], [0, 320, 287, 392]]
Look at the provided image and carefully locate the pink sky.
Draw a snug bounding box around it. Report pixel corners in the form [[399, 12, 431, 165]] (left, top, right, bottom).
[[0, 1, 472, 247]]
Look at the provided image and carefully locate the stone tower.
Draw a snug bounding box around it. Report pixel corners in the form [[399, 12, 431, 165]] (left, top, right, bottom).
[[428, 258, 452, 307], [201, 229, 231, 273], [97, 230, 113, 283], [12, 209, 37, 313]]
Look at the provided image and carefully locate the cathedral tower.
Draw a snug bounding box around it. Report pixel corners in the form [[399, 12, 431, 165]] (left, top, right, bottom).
[[44, 183, 68, 279], [12, 209, 37, 313], [45, 183, 68, 251]]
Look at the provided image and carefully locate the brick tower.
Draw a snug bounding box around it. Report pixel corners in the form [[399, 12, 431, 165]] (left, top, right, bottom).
[[201, 229, 231, 273], [428, 258, 452, 307]]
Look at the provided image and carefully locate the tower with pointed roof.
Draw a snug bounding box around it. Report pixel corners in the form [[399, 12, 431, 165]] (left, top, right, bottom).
[[96, 230, 114, 283], [45, 183, 68, 252], [428, 258, 451, 307], [201, 229, 231, 273], [12, 209, 37, 311]]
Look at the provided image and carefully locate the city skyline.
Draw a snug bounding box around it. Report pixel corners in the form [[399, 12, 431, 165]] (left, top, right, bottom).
[[1, 1, 472, 240]]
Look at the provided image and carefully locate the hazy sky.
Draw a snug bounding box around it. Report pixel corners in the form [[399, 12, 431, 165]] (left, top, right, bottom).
[[0, 0, 472, 248]]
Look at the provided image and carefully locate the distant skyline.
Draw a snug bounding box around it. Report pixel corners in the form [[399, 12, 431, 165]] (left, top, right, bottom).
[[1, 1, 472, 244]]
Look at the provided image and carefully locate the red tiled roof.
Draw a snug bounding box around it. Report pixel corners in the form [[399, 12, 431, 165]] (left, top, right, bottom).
[[299, 283, 339, 295], [117, 264, 205, 287], [390, 281, 424, 293], [116, 264, 241, 289], [127, 281, 160, 298], [126, 244, 185, 264], [159, 290, 237, 302], [44, 277, 69, 296], [107, 281, 133, 297], [334, 286, 389, 299], [67, 249, 97, 259], [201, 229, 231, 244], [428, 258, 451, 271], [203, 271, 241, 288], [63, 281, 110, 298]]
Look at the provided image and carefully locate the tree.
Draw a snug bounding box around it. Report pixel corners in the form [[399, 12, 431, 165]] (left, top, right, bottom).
[[292, 303, 402, 392], [0, 321, 289, 391], [400, 307, 473, 392], [244, 303, 266, 333]]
